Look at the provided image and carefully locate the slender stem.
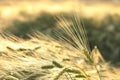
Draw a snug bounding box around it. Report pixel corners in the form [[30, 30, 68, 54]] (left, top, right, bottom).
[[53, 68, 66, 80], [94, 65, 102, 80]]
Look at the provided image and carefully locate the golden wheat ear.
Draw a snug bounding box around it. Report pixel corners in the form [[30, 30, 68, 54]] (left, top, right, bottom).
[[54, 12, 94, 63]]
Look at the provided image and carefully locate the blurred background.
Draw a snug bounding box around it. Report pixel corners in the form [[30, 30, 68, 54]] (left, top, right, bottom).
[[0, 0, 120, 64]]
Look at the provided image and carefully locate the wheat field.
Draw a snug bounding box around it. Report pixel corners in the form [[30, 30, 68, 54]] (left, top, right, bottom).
[[0, 32, 120, 80], [0, 0, 120, 80]]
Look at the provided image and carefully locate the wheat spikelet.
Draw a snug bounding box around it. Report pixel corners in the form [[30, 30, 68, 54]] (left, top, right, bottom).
[[91, 46, 105, 64]]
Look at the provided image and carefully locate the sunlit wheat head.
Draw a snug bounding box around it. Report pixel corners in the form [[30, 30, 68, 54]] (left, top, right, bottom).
[[55, 11, 94, 63]]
